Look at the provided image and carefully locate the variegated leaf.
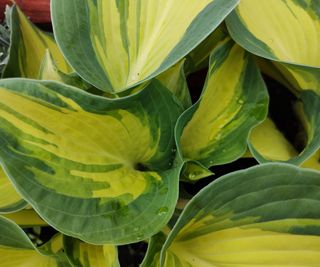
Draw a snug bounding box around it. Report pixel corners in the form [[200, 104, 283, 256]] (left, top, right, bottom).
[[0, 78, 183, 244], [176, 39, 268, 180], [249, 90, 320, 165], [3, 209, 48, 227], [0, 165, 26, 213], [64, 236, 119, 267], [0, 216, 70, 267], [51, 0, 240, 93], [158, 164, 320, 266], [226, 0, 320, 94], [185, 25, 228, 74], [157, 60, 191, 109], [3, 5, 72, 79], [39, 50, 92, 90]]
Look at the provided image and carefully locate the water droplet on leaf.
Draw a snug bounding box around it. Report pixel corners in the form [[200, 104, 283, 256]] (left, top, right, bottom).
[[157, 207, 168, 215], [159, 186, 168, 195]]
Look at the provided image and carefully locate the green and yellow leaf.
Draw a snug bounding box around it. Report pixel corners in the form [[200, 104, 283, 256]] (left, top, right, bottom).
[[51, 0, 240, 93], [249, 90, 320, 165], [140, 233, 166, 267], [0, 166, 26, 213], [3, 5, 72, 79], [3, 209, 48, 227], [181, 161, 213, 181], [157, 60, 191, 109], [249, 117, 298, 161], [0, 78, 183, 244], [64, 236, 119, 267], [226, 0, 320, 93], [176, 39, 268, 179], [158, 163, 320, 267], [39, 50, 92, 91], [0, 216, 69, 267], [185, 25, 228, 74], [302, 149, 320, 171]]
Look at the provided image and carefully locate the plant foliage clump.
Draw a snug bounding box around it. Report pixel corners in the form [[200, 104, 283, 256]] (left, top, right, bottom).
[[0, 0, 320, 266]]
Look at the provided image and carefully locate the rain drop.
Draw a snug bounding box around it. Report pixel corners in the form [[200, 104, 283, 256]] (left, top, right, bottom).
[[159, 186, 168, 195], [157, 207, 169, 215]]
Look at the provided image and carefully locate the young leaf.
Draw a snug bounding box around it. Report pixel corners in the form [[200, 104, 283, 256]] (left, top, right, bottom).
[[249, 90, 320, 165], [176, 39, 268, 179], [0, 78, 183, 244], [249, 117, 298, 161], [51, 0, 240, 93], [3, 5, 72, 79], [64, 236, 119, 267], [0, 166, 26, 213], [226, 0, 320, 93], [159, 163, 320, 266]]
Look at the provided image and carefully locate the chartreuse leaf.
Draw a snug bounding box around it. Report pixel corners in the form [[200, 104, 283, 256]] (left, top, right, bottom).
[[39, 51, 92, 91], [302, 150, 320, 171], [226, 0, 320, 93], [185, 26, 228, 74], [3, 5, 72, 79], [0, 216, 70, 267], [64, 236, 119, 267], [0, 166, 26, 213], [176, 39, 268, 180], [156, 163, 320, 267], [0, 78, 183, 244], [249, 118, 298, 161], [51, 0, 240, 93], [157, 60, 191, 109], [249, 90, 320, 164], [3, 209, 48, 227]]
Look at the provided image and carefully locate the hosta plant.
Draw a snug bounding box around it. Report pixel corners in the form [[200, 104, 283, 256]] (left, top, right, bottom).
[[0, 0, 320, 266]]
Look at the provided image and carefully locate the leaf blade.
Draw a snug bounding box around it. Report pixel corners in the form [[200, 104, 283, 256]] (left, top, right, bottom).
[[51, 0, 240, 93]]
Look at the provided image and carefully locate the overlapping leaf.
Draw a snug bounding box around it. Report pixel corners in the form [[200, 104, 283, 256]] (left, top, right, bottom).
[[51, 0, 240, 93], [249, 90, 320, 164], [302, 149, 320, 171], [0, 78, 183, 244], [156, 60, 191, 109], [38, 50, 92, 90], [176, 39, 268, 180], [0, 166, 26, 213], [3, 209, 48, 227], [3, 5, 72, 79], [154, 164, 320, 266], [0, 216, 69, 267], [249, 118, 298, 161], [64, 236, 119, 267], [226, 0, 320, 93], [184, 25, 228, 74]]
